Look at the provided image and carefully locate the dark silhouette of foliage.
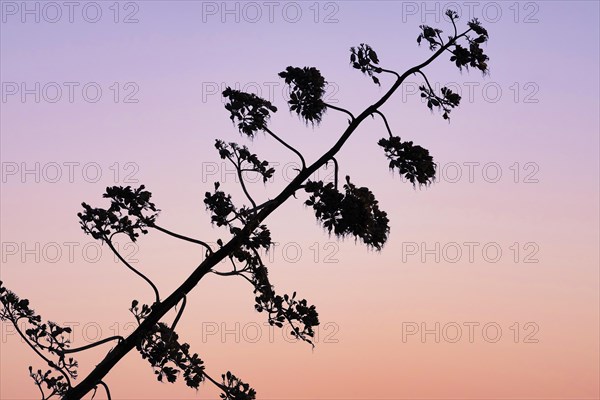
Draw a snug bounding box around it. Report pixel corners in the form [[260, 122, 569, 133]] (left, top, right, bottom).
[[279, 66, 327, 125], [304, 177, 390, 250], [220, 372, 256, 400], [1, 281, 82, 397], [1, 13, 491, 400], [204, 182, 238, 227], [350, 43, 382, 85], [419, 85, 461, 120], [222, 87, 278, 137], [215, 140, 275, 183], [378, 136, 436, 186], [78, 185, 159, 243], [418, 11, 490, 74], [130, 300, 205, 388]]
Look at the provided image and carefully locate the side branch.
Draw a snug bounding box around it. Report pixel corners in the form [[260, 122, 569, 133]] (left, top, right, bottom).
[[97, 381, 111, 400], [62, 336, 123, 354], [324, 103, 355, 121], [369, 64, 400, 79], [170, 296, 186, 333], [150, 224, 213, 255], [414, 69, 435, 94], [327, 157, 339, 189], [106, 240, 160, 304], [264, 127, 306, 170], [224, 153, 257, 209], [372, 110, 393, 138]]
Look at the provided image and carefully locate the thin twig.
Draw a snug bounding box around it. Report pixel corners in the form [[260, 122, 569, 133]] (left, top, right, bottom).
[[372, 110, 394, 138], [98, 381, 111, 400], [327, 157, 339, 190], [151, 224, 213, 255], [225, 154, 257, 209], [106, 240, 160, 304], [414, 69, 436, 94], [62, 336, 123, 354], [323, 103, 355, 121], [264, 127, 306, 170], [203, 372, 228, 392], [369, 64, 401, 79], [170, 296, 186, 333]]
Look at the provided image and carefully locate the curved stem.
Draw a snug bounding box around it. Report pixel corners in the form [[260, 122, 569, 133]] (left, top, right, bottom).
[[170, 296, 186, 333], [106, 240, 160, 304], [151, 224, 213, 255], [224, 153, 257, 209], [62, 336, 124, 354], [98, 381, 111, 400], [203, 372, 228, 392], [450, 17, 458, 38], [245, 199, 274, 215], [414, 69, 436, 95], [33, 377, 46, 400], [213, 270, 254, 287], [237, 161, 257, 209], [264, 127, 306, 170], [323, 102, 355, 121], [370, 64, 400, 79], [372, 110, 394, 138], [328, 157, 339, 190], [436, 31, 445, 46]]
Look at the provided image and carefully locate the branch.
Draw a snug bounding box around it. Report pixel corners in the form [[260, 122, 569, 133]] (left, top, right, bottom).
[[97, 381, 111, 400], [327, 157, 339, 190], [436, 31, 445, 46], [150, 224, 213, 255], [371, 110, 393, 138], [450, 15, 458, 38], [263, 127, 306, 170], [323, 102, 355, 121], [203, 372, 228, 392], [225, 153, 257, 209], [62, 336, 123, 354], [369, 64, 400, 79], [212, 269, 255, 286], [63, 34, 463, 400], [32, 373, 46, 400], [105, 240, 160, 304], [245, 199, 275, 215], [170, 296, 186, 333], [414, 69, 435, 95], [166, 295, 186, 345]]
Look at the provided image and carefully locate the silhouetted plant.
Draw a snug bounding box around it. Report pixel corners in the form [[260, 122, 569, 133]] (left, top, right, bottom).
[[1, 12, 490, 400], [278, 66, 327, 125]]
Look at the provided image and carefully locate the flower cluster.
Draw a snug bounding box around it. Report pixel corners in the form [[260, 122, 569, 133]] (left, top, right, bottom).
[[130, 300, 205, 389], [305, 177, 390, 250], [350, 43, 382, 85], [279, 66, 327, 124], [222, 87, 278, 137], [378, 136, 436, 186], [1, 281, 77, 397], [78, 185, 159, 242], [215, 140, 275, 183]]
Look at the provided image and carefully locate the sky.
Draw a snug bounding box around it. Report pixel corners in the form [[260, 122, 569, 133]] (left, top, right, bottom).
[[1, 1, 599, 399]]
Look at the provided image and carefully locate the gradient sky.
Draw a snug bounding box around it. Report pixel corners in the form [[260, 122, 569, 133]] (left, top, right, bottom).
[[1, 1, 599, 399]]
